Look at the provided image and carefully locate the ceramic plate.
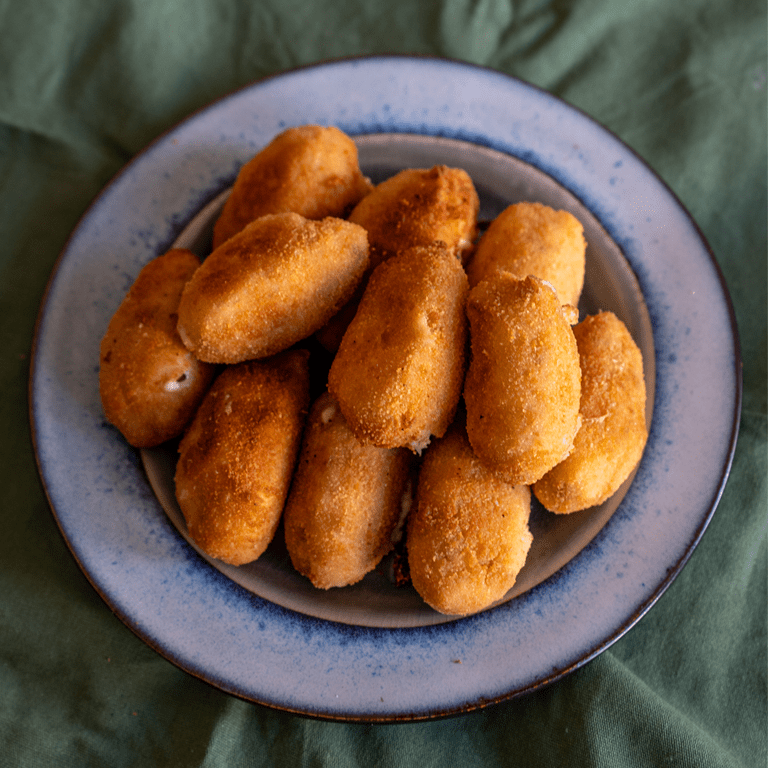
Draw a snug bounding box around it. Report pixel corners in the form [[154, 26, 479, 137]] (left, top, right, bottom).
[[30, 56, 740, 721]]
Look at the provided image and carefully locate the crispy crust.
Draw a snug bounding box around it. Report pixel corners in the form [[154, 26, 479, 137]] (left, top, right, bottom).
[[533, 312, 648, 513], [177, 212, 369, 363], [407, 418, 533, 616], [463, 274, 582, 485], [99, 248, 215, 447], [212, 125, 371, 248], [347, 165, 479, 270], [283, 392, 412, 589], [328, 243, 469, 452], [174, 350, 309, 566], [315, 165, 479, 353], [467, 201, 586, 307]]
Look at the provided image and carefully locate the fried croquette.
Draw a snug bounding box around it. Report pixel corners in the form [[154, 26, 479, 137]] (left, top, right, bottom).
[[212, 125, 371, 248], [174, 350, 309, 566], [463, 273, 582, 485], [466, 201, 586, 308], [283, 392, 412, 589], [407, 417, 533, 616], [533, 312, 648, 513], [176, 212, 369, 363], [315, 165, 479, 353], [328, 243, 469, 453], [99, 248, 215, 448], [347, 165, 479, 269]]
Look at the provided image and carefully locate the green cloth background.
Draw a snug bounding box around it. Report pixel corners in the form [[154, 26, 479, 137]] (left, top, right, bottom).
[[2, 0, 765, 765]]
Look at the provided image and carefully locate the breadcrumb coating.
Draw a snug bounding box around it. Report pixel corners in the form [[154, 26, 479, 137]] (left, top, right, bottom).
[[283, 392, 412, 589], [177, 212, 369, 363], [328, 243, 469, 452], [212, 124, 371, 248], [407, 417, 533, 616], [348, 165, 479, 269], [463, 273, 582, 485], [533, 311, 648, 513], [99, 248, 215, 447], [174, 350, 309, 566], [467, 201, 586, 307], [316, 165, 479, 352]]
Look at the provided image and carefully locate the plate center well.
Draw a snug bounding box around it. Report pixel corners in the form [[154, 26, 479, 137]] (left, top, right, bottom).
[[142, 133, 655, 629]]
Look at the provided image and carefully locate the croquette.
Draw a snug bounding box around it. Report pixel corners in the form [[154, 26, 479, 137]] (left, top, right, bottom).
[[177, 212, 369, 363], [533, 311, 648, 513], [174, 350, 309, 566], [463, 273, 582, 485], [99, 248, 215, 447], [407, 417, 533, 616], [283, 392, 412, 589], [212, 125, 371, 248], [328, 243, 469, 453], [467, 201, 586, 308]]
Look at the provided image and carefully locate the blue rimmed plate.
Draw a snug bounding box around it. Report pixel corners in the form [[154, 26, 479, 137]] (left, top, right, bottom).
[[30, 56, 740, 721]]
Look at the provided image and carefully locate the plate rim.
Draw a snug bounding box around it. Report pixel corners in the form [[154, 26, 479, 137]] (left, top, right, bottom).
[[28, 54, 742, 722]]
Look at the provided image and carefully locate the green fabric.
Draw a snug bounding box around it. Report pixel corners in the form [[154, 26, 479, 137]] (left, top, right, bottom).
[[2, 0, 765, 765]]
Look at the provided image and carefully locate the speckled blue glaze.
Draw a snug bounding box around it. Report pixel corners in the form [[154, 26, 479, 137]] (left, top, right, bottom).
[[30, 56, 740, 721]]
